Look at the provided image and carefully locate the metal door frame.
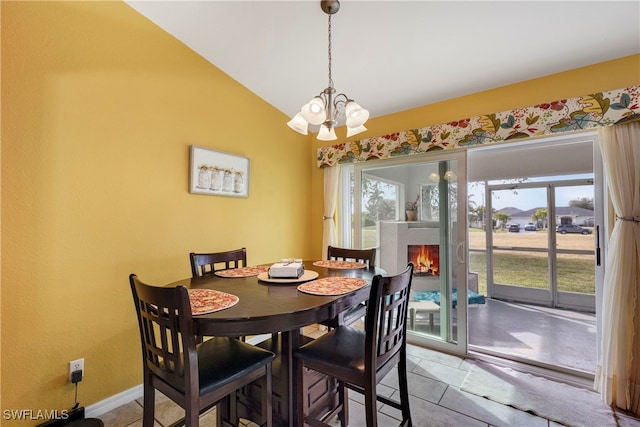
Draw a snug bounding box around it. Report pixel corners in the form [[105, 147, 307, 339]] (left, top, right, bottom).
[[486, 179, 596, 310]]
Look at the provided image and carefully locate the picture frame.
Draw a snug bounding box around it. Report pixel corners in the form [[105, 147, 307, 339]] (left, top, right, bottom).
[[189, 145, 249, 197]]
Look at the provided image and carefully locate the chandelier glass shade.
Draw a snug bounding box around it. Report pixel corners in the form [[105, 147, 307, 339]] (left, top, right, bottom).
[[287, 0, 369, 141]]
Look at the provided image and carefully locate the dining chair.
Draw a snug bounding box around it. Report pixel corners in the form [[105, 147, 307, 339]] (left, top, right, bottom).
[[320, 246, 377, 328], [129, 274, 275, 427], [327, 246, 376, 267], [190, 248, 274, 343], [189, 247, 247, 277], [294, 263, 414, 427]]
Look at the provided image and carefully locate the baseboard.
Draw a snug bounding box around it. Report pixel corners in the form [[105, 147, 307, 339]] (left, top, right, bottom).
[[84, 384, 143, 419]]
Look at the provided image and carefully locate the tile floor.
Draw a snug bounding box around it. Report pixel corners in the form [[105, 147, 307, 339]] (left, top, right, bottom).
[[96, 326, 640, 427]]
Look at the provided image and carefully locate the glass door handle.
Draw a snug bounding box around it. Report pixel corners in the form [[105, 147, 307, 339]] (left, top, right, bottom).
[[596, 225, 601, 266], [456, 241, 465, 263]]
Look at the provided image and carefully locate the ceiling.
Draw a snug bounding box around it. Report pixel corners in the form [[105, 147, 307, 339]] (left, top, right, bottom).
[[126, 1, 640, 123]]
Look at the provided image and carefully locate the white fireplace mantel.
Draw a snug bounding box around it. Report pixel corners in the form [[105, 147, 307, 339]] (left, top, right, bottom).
[[378, 221, 442, 291]]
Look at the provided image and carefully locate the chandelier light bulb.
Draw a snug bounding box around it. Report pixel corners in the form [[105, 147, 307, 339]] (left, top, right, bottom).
[[287, 113, 309, 135], [346, 124, 367, 138], [301, 96, 326, 125], [317, 124, 337, 141], [345, 101, 369, 128]]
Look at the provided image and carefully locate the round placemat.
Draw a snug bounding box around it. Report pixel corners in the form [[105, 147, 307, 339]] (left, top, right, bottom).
[[297, 277, 367, 296], [313, 260, 367, 269], [215, 265, 269, 278], [188, 289, 239, 315]]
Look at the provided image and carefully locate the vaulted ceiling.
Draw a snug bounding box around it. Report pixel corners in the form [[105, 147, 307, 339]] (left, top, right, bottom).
[[126, 1, 640, 121]]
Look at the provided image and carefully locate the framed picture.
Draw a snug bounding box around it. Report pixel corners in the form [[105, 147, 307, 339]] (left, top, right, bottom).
[[189, 145, 249, 197]]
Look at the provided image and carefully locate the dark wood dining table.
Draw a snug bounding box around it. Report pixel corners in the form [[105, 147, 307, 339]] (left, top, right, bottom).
[[167, 260, 385, 427]]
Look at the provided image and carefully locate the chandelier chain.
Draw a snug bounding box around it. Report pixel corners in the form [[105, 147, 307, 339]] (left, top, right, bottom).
[[327, 14, 333, 89]]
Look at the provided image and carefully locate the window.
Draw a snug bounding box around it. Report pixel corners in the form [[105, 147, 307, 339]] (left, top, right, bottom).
[[338, 165, 403, 249], [361, 173, 402, 249]]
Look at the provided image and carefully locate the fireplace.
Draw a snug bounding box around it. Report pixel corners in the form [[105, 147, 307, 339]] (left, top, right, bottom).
[[408, 245, 439, 276], [379, 221, 442, 291]]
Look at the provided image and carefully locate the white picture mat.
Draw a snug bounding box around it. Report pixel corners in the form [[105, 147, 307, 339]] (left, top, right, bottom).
[[189, 145, 249, 197]]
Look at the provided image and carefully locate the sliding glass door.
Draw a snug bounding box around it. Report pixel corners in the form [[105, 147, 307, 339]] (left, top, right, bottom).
[[467, 134, 604, 374], [352, 151, 468, 356]]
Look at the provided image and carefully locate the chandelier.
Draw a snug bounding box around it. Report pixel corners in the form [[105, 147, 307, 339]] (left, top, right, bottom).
[[287, 0, 369, 141]]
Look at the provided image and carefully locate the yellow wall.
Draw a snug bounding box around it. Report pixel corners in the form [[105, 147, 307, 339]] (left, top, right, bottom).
[[1, 1, 311, 420], [308, 55, 640, 256], [1, 0, 639, 422]]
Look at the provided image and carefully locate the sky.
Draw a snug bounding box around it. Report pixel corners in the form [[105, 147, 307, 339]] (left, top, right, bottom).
[[468, 174, 595, 211]]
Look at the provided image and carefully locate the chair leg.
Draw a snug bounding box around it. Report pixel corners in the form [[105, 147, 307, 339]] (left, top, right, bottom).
[[295, 358, 306, 427], [142, 378, 155, 427], [185, 395, 200, 427], [337, 380, 348, 427], [363, 383, 378, 427], [397, 356, 412, 426], [262, 364, 273, 427]]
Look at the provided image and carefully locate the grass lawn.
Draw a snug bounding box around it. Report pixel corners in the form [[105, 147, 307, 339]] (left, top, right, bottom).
[[470, 251, 595, 294], [469, 227, 595, 294]]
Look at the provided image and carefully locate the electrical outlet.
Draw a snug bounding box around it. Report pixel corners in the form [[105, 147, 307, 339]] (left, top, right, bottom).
[[69, 358, 84, 382]]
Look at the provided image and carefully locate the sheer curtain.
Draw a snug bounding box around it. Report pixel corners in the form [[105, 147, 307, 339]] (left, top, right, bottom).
[[595, 120, 640, 415], [322, 166, 341, 259]]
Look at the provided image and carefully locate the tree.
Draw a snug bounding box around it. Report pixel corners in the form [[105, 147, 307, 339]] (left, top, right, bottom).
[[468, 196, 479, 223], [569, 197, 594, 210], [364, 181, 385, 221], [493, 212, 510, 229], [532, 208, 548, 228], [475, 205, 495, 230]]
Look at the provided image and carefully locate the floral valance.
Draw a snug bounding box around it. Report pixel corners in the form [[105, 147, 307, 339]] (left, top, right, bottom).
[[316, 85, 640, 168]]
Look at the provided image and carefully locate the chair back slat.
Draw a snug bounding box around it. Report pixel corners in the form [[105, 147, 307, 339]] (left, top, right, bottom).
[[365, 263, 413, 375], [327, 246, 376, 267], [190, 248, 247, 277]]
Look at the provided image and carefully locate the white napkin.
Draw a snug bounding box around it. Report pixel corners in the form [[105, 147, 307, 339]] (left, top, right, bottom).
[[269, 262, 304, 278]]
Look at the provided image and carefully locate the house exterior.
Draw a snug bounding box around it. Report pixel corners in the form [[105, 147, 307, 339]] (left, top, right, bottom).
[[503, 206, 595, 229]]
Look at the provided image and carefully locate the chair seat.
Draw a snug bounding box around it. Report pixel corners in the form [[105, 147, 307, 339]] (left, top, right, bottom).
[[295, 327, 366, 386], [194, 337, 275, 395]]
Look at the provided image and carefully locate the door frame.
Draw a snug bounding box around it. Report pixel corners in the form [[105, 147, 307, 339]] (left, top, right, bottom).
[[486, 178, 597, 311]]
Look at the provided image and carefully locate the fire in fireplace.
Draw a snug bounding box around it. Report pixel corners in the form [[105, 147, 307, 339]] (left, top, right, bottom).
[[408, 245, 439, 276]]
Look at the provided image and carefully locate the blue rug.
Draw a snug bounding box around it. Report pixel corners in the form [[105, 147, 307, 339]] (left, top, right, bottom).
[[413, 289, 486, 307]]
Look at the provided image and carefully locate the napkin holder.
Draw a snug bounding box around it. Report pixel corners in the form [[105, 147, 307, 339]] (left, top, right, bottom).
[[269, 262, 304, 279]]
